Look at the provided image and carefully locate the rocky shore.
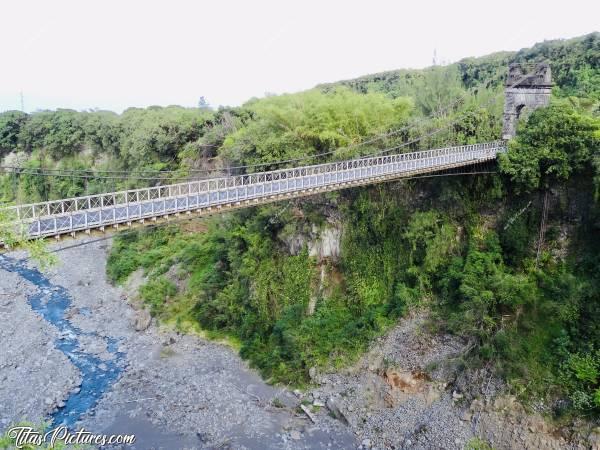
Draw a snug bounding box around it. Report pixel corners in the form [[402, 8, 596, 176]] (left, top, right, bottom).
[[300, 313, 593, 450]]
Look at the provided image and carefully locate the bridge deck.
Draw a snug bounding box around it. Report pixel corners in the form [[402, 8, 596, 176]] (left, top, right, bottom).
[[2, 141, 505, 239]]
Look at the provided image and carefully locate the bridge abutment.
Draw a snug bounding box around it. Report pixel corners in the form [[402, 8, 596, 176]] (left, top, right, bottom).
[[502, 63, 552, 139]]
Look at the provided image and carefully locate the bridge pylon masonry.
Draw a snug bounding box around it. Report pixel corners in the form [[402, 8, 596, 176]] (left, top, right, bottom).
[[502, 62, 553, 140]]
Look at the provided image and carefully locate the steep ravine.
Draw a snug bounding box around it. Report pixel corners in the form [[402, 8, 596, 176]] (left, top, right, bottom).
[[1, 229, 597, 449], [0, 238, 356, 449]]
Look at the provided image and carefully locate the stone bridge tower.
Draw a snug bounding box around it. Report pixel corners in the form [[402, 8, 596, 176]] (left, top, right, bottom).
[[502, 63, 552, 139]]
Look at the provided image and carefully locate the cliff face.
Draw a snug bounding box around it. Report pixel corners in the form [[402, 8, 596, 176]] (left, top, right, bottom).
[[283, 224, 342, 261]]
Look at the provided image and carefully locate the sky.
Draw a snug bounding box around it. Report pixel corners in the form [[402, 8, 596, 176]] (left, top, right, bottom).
[[0, 0, 598, 113]]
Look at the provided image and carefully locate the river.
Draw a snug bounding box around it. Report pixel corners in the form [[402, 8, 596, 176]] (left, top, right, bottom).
[[0, 239, 356, 449]]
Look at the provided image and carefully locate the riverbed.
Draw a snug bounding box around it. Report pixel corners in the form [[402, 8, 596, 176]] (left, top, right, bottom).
[[2, 236, 578, 450], [0, 238, 356, 449]]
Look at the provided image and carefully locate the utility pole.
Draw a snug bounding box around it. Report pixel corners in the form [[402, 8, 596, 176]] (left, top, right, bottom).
[[20, 91, 24, 112]]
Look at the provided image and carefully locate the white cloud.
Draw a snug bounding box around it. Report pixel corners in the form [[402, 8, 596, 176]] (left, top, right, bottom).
[[0, 0, 597, 112]]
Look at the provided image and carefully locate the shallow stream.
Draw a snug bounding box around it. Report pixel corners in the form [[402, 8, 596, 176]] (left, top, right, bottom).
[[0, 255, 125, 428]]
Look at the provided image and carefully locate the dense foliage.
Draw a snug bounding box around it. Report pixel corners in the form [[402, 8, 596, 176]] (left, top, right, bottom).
[[3, 32, 600, 419], [0, 106, 214, 203], [221, 87, 413, 167], [500, 102, 600, 192]]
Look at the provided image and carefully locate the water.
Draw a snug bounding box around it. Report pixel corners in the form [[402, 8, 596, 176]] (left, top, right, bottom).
[[0, 255, 125, 428], [1, 253, 359, 449]]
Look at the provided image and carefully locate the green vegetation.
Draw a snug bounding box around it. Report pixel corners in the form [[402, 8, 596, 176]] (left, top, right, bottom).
[[500, 102, 600, 192], [2, 32, 600, 420], [0, 207, 56, 269], [465, 437, 496, 450], [0, 106, 214, 203], [221, 87, 413, 166]]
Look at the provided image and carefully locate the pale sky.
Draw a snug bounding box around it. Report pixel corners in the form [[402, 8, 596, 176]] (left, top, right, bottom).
[[0, 0, 598, 113]]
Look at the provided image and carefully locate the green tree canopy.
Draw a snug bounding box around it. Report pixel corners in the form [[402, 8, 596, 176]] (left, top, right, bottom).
[[500, 103, 600, 192], [0, 110, 28, 156], [221, 87, 413, 169]]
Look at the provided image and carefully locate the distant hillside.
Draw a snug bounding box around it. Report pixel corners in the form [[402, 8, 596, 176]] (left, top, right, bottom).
[[319, 32, 600, 100]]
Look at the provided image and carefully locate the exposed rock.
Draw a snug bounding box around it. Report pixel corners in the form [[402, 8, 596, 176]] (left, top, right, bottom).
[[308, 227, 342, 261], [460, 409, 472, 422], [492, 394, 517, 412], [9, 237, 357, 449], [326, 397, 349, 425], [283, 224, 342, 262], [307, 310, 587, 450], [0, 267, 80, 428], [163, 264, 187, 292], [133, 308, 152, 331], [284, 234, 307, 256], [0, 151, 28, 168], [384, 369, 427, 394], [470, 398, 484, 412], [589, 427, 600, 450], [123, 268, 146, 300]]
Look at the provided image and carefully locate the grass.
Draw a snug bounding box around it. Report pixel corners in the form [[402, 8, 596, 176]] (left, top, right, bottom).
[[465, 437, 496, 450]]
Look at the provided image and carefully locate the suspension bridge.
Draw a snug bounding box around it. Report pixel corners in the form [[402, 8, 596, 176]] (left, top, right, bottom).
[[0, 63, 551, 241]]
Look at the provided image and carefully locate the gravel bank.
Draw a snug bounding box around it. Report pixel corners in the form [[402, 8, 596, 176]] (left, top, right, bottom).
[[0, 260, 81, 428], [1, 237, 356, 449], [302, 312, 585, 450]]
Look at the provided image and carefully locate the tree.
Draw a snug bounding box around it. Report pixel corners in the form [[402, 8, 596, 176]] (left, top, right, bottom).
[[118, 106, 213, 167], [414, 65, 465, 118], [500, 103, 600, 192], [82, 110, 122, 155], [0, 206, 56, 269], [18, 109, 85, 157], [0, 110, 28, 156], [449, 229, 537, 340], [221, 87, 413, 168]]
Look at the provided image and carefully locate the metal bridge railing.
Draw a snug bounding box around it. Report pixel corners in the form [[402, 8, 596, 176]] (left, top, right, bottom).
[[1, 141, 506, 238]]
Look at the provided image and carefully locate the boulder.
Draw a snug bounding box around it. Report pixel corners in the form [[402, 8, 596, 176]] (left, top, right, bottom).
[[452, 390, 464, 400], [133, 309, 152, 331], [460, 409, 473, 422], [326, 397, 349, 425]]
